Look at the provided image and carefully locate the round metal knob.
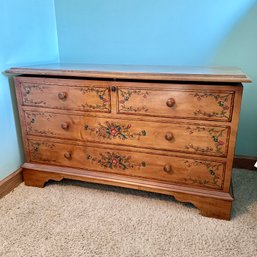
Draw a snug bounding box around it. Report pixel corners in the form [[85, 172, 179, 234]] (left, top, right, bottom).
[[58, 92, 67, 100], [64, 152, 72, 159], [166, 98, 175, 108], [163, 164, 172, 173], [165, 132, 174, 141], [111, 86, 117, 92], [61, 122, 69, 130]]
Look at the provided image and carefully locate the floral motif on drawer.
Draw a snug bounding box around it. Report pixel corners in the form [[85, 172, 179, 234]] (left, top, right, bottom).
[[23, 85, 47, 106], [21, 82, 111, 112], [25, 112, 56, 136], [190, 93, 232, 119], [184, 126, 228, 155], [118, 89, 150, 113], [84, 121, 147, 141], [29, 141, 56, 163], [79, 87, 110, 111], [28, 139, 225, 190], [86, 152, 146, 170], [183, 160, 224, 189], [117, 83, 235, 121]]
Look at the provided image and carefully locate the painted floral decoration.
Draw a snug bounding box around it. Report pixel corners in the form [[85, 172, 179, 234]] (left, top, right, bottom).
[[191, 92, 232, 119], [80, 87, 110, 111], [25, 112, 56, 136], [119, 89, 150, 112], [86, 152, 146, 170], [84, 121, 147, 140], [23, 85, 46, 105], [185, 126, 227, 155], [183, 160, 223, 189]]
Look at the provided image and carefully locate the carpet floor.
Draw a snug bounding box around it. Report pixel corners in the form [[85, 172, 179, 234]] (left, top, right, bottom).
[[1, 169, 257, 257]]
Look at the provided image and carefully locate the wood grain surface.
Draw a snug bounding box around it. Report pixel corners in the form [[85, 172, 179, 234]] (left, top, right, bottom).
[[22, 164, 233, 220], [6, 63, 251, 83], [23, 109, 230, 157], [27, 138, 226, 190], [0, 168, 23, 199], [11, 64, 249, 220]]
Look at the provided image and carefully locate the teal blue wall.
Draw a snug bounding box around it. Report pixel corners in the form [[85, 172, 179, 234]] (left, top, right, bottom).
[[54, 0, 257, 156], [0, 0, 59, 179], [55, 0, 256, 65], [212, 4, 257, 155]]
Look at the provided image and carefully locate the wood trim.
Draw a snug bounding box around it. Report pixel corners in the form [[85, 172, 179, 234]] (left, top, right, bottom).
[[0, 168, 23, 199], [233, 155, 257, 170], [22, 164, 233, 220], [221, 85, 243, 192], [5, 64, 252, 83], [22, 162, 232, 200]]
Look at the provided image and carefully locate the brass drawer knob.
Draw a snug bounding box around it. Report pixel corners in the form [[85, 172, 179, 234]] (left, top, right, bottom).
[[165, 132, 174, 141], [166, 98, 175, 107], [163, 164, 172, 173], [58, 92, 67, 100], [64, 152, 72, 159], [61, 122, 69, 130]]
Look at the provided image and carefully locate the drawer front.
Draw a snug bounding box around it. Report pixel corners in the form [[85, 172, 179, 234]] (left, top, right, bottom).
[[19, 80, 111, 112], [117, 86, 234, 121], [24, 111, 230, 157], [28, 139, 225, 190]]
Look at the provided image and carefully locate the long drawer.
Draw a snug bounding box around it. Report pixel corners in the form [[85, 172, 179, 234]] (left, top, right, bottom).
[[117, 83, 235, 122], [18, 78, 111, 112], [28, 139, 225, 190], [24, 110, 230, 157]]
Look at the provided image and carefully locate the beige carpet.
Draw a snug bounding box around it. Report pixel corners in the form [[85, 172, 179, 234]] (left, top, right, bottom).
[[0, 169, 257, 257]]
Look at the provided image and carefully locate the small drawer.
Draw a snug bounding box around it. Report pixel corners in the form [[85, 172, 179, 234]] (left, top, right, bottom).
[[117, 83, 234, 121], [28, 139, 226, 190], [24, 111, 230, 157], [18, 78, 111, 113]]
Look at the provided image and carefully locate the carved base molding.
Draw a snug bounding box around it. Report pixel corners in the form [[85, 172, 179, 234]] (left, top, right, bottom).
[[0, 168, 23, 199], [22, 163, 233, 220]]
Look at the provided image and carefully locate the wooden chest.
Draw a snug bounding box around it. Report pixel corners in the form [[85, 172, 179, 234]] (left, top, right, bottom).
[[7, 64, 251, 220]]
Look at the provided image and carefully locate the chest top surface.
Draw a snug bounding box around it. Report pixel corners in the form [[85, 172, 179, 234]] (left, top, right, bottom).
[[6, 63, 251, 83]]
